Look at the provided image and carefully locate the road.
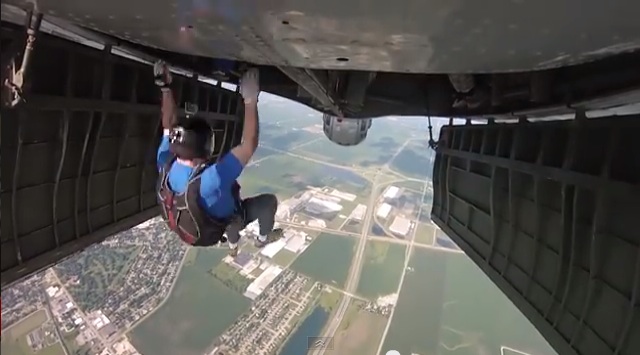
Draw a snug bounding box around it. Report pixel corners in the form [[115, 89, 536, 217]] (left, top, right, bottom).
[[260, 144, 372, 175], [50, 270, 109, 350], [323, 285, 369, 303], [276, 220, 461, 254], [374, 170, 434, 355], [260, 143, 427, 186], [311, 169, 383, 355], [311, 139, 424, 354]]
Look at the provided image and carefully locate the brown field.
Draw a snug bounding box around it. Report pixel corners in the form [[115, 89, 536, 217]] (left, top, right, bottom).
[[332, 304, 388, 355]]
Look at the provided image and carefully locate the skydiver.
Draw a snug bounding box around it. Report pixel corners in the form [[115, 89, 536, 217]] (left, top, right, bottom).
[[154, 61, 283, 257]]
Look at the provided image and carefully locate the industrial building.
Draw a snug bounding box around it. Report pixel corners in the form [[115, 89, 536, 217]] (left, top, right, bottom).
[[351, 204, 367, 221], [389, 216, 412, 237], [260, 239, 287, 259], [284, 234, 307, 253], [376, 203, 392, 219], [304, 197, 343, 215], [232, 253, 252, 268], [244, 265, 284, 300], [383, 186, 400, 199]]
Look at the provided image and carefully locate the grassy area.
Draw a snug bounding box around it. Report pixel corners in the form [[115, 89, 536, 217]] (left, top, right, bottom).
[[439, 256, 555, 355], [357, 241, 407, 299], [290, 233, 356, 288], [1, 310, 65, 355], [381, 248, 448, 355], [419, 203, 435, 224], [129, 248, 250, 355], [183, 248, 198, 266], [394, 179, 426, 192], [261, 126, 319, 151], [249, 145, 280, 161], [382, 249, 555, 355], [211, 261, 252, 294], [338, 299, 365, 332], [415, 222, 436, 245], [296, 118, 422, 167], [3, 310, 47, 338], [239, 154, 322, 198], [318, 288, 343, 312], [272, 249, 299, 267], [341, 219, 363, 234], [389, 141, 435, 179], [333, 300, 388, 355]]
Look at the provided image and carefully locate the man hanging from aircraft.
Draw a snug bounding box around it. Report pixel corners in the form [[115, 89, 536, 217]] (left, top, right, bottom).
[[154, 61, 283, 257]]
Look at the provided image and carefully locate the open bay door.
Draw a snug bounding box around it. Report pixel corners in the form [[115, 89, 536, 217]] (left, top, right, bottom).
[[430, 117, 639, 355], [1, 21, 244, 289]]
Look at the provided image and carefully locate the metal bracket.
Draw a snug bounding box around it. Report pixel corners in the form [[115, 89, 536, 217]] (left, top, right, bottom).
[[3, 10, 43, 108], [185, 102, 199, 117]]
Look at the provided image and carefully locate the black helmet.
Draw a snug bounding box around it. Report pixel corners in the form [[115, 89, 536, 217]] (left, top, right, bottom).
[[169, 118, 214, 160]]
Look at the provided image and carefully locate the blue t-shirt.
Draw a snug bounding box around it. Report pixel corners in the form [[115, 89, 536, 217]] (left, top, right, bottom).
[[157, 135, 243, 219]]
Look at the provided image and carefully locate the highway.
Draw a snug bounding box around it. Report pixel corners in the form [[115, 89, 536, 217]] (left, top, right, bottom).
[[311, 169, 383, 355], [374, 168, 433, 355], [50, 270, 109, 351], [41, 301, 70, 355]]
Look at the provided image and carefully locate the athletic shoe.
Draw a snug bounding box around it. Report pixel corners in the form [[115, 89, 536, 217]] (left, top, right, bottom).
[[254, 228, 284, 248]]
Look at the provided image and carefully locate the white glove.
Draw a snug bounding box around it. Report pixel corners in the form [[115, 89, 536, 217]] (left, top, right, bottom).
[[153, 60, 172, 89], [239, 68, 260, 103]]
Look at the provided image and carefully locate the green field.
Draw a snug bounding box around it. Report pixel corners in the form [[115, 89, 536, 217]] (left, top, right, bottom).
[[211, 261, 252, 294], [333, 299, 388, 355], [240, 154, 326, 197], [249, 145, 280, 161], [394, 179, 425, 192], [415, 222, 436, 245], [381, 249, 556, 355], [390, 141, 435, 179], [129, 248, 250, 355], [272, 249, 299, 267], [381, 248, 449, 355], [296, 118, 425, 167], [1, 310, 64, 355], [357, 241, 407, 299], [290, 233, 355, 288], [439, 256, 555, 355]]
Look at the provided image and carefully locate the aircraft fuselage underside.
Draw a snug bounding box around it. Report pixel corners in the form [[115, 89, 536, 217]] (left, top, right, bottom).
[[1, 8, 640, 355], [1, 1, 640, 119]]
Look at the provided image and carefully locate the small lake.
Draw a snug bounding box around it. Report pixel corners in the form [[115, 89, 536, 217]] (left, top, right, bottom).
[[279, 306, 329, 355]]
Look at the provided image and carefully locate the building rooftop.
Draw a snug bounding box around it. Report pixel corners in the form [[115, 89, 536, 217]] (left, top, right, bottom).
[[260, 239, 287, 258], [244, 265, 283, 300], [376, 203, 392, 219], [383, 186, 400, 199], [351, 204, 367, 220], [285, 235, 306, 253], [233, 253, 252, 267], [389, 216, 411, 236]]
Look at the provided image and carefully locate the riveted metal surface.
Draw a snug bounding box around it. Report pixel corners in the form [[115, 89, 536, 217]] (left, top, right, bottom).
[[431, 116, 640, 355], [3, 0, 640, 73], [0, 29, 243, 289]]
